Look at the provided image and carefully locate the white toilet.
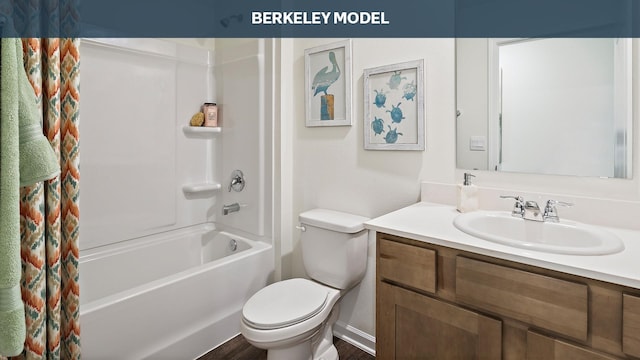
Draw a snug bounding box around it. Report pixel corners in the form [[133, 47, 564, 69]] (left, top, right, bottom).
[[240, 208, 370, 360]]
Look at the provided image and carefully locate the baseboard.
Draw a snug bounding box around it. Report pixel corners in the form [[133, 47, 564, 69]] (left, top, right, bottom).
[[333, 320, 376, 356]]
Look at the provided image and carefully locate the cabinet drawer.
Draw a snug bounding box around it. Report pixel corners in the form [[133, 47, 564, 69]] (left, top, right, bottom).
[[378, 238, 436, 293], [527, 331, 616, 360], [456, 256, 588, 341], [623, 294, 640, 357]]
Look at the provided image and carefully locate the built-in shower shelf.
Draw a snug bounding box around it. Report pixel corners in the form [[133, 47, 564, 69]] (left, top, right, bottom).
[[182, 126, 221, 137], [182, 183, 222, 194]]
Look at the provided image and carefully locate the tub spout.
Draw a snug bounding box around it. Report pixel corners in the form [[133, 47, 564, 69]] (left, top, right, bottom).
[[223, 203, 240, 215]]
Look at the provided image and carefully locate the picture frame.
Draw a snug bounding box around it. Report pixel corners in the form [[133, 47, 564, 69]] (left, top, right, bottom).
[[363, 59, 425, 150], [304, 39, 352, 127]]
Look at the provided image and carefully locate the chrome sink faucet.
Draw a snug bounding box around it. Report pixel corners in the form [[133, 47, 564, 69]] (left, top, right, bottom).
[[523, 200, 544, 222], [501, 196, 573, 222]]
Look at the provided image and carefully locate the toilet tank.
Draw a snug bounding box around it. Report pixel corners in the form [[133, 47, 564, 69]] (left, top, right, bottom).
[[299, 209, 370, 290]]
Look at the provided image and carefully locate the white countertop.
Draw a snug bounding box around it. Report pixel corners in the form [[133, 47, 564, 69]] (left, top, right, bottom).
[[365, 201, 640, 289]]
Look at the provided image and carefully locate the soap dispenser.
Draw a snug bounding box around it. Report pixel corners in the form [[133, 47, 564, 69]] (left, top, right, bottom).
[[456, 173, 478, 213]]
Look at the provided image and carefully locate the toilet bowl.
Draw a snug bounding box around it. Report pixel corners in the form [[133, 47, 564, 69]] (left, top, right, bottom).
[[240, 209, 369, 360], [241, 278, 341, 360]]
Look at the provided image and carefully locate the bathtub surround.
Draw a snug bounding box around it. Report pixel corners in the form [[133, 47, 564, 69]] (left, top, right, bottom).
[[79, 38, 275, 358]]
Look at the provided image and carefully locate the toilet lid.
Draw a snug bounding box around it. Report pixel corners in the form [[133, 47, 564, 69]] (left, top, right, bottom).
[[242, 278, 329, 330]]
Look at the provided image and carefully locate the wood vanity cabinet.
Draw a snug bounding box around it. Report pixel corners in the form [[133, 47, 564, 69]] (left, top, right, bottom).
[[376, 232, 640, 360]]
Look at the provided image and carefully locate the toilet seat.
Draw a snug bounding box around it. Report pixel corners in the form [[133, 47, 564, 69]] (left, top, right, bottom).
[[242, 278, 330, 330]]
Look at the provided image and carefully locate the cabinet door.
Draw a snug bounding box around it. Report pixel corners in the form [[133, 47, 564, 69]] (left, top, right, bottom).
[[377, 281, 501, 359], [527, 331, 617, 360], [623, 294, 640, 357]]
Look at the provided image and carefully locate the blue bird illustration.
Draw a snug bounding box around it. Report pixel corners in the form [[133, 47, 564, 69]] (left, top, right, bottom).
[[312, 51, 341, 96]]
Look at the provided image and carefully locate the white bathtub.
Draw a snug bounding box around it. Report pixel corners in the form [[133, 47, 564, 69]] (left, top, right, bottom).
[[79, 224, 273, 359]]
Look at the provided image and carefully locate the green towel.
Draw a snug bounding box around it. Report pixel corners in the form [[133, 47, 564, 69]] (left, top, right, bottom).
[[0, 37, 27, 357], [17, 41, 60, 185], [0, 38, 60, 357]]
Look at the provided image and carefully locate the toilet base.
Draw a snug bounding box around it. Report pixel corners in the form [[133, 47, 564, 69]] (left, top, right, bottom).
[[311, 303, 340, 360], [314, 344, 338, 360], [241, 281, 347, 360], [258, 302, 341, 360], [267, 341, 313, 360]]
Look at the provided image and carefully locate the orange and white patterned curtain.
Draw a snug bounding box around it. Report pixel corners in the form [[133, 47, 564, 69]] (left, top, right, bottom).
[[13, 38, 80, 360]]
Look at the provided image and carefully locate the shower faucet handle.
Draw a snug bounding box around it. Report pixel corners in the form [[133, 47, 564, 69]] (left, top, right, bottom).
[[228, 176, 242, 191], [228, 170, 245, 192]]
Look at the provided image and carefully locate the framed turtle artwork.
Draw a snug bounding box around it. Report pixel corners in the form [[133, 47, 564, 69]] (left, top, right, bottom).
[[363, 59, 425, 150], [304, 39, 352, 127]]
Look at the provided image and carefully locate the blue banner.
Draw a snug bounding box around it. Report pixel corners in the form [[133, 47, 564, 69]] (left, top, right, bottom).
[[1, 0, 637, 37]]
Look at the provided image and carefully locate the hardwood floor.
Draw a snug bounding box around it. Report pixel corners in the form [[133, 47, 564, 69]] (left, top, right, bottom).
[[199, 334, 375, 360]]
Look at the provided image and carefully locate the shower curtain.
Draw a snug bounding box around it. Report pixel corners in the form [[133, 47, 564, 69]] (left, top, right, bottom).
[[13, 38, 80, 360]]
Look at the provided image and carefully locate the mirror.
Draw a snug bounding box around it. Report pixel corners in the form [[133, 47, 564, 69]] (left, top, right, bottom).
[[456, 38, 632, 178]]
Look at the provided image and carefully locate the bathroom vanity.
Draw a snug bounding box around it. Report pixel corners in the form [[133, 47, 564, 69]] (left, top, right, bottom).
[[366, 202, 640, 359]]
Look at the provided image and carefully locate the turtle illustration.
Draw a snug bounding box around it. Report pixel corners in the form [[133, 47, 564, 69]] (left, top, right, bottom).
[[384, 126, 403, 144], [371, 117, 385, 136], [387, 71, 407, 89], [386, 103, 405, 123], [402, 80, 417, 101], [373, 89, 387, 108]]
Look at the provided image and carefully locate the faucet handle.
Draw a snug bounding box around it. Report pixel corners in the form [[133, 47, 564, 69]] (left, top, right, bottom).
[[543, 199, 573, 222], [546, 199, 573, 207], [500, 195, 525, 217], [228, 170, 245, 192], [500, 195, 523, 202]]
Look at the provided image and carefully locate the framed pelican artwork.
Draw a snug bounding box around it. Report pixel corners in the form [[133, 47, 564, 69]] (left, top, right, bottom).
[[363, 59, 425, 150], [304, 39, 352, 127]]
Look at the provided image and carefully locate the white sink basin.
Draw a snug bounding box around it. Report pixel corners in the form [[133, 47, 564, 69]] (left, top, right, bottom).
[[453, 211, 625, 255]]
